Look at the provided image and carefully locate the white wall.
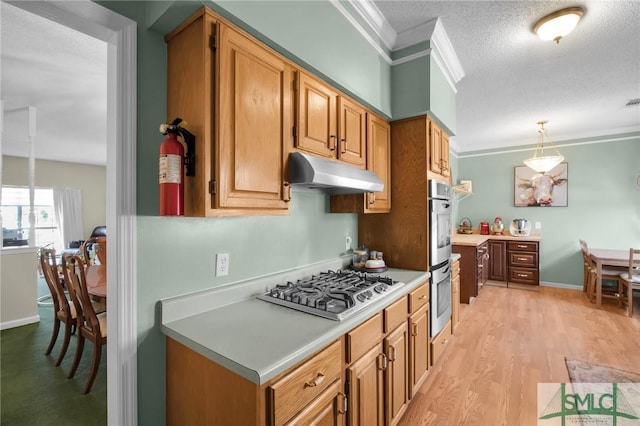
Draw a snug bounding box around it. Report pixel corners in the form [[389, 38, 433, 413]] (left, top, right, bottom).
[[0, 247, 39, 329]]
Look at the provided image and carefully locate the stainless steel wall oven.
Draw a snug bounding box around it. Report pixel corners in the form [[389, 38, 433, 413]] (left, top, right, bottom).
[[428, 179, 452, 337]]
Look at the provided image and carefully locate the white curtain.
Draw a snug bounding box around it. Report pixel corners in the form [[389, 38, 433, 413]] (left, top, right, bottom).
[[53, 188, 84, 248]]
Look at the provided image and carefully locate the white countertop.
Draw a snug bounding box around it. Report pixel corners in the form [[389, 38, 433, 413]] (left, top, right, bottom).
[[161, 261, 429, 385]]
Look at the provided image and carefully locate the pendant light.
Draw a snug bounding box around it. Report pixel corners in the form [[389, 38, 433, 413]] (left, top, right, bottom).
[[533, 7, 584, 44], [523, 121, 564, 173]]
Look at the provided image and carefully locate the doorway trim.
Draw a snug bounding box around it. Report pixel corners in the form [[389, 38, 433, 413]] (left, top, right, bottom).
[[7, 1, 138, 424]]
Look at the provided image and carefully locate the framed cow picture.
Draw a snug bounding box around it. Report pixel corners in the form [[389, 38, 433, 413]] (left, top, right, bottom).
[[514, 162, 568, 207]]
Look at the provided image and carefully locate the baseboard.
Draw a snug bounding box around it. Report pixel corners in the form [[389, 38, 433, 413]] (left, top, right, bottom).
[[540, 281, 582, 290], [0, 314, 40, 330]]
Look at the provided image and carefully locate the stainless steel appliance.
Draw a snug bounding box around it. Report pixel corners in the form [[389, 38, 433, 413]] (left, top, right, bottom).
[[429, 180, 452, 267], [257, 270, 405, 320], [509, 218, 532, 236], [430, 261, 452, 337], [428, 179, 453, 337]]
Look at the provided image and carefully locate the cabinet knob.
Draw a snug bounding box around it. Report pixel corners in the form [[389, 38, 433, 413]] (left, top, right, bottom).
[[304, 373, 325, 388]]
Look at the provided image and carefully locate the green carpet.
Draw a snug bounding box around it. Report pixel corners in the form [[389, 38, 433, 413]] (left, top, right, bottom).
[[1, 305, 107, 425]]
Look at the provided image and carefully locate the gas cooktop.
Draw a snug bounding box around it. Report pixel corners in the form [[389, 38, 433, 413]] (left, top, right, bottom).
[[257, 269, 405, 320]]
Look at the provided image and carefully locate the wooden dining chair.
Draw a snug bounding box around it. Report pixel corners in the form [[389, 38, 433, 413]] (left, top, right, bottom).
[[61, 254, 107, 394], [579, 240, 624, 304], [619, 248, 640, 317], [40, 248, 76, 366]]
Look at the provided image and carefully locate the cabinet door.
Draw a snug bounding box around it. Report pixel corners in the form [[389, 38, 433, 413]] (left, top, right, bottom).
[[284, 380, 345, 426], [385, 323, 409, 426], [338, 97, 366, 168], [409, 305, 429, 398], [296, 71, 338, 158], [428, 119, 442, 175], [488, 240, 507, 281], [440, 132, 450, 178], [218, 24, 290, 209], [365, 114, 391, 213], [346, 344, 384, 426], [451, 266, 460, 332]]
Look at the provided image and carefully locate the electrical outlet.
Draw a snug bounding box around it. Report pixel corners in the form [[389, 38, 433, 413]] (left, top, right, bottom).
[[535, 221, 542, 230], [216, 253, 229, 277], [345, 235, 352, 251]]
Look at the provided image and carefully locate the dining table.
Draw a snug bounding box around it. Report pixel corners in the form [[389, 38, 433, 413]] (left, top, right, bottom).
[[85, 264, 107, 300], [589, 248, 629, 307]]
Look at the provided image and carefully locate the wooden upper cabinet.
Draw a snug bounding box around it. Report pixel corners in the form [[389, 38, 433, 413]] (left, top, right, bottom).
[[429, 120, 442, 175], [427, 117, 451, 181], [296, 70, 366, 168], [296, 71, 338, 159], [165, 9, 291, 216], [366, 114, 391, 213], [338, 97, 367, 168], [217, 24, 291, 211]]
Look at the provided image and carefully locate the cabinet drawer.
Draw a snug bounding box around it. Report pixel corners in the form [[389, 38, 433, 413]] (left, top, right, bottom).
[[346, 312, 383, 364], [508, 241, 538, 252], [384, 296, 408, 333], [508, 267, 539, 285], [508, 251, 538, 267], [268, 340, 342, 426], [408, 281, 429, 314], [431, 319, 452, 365]]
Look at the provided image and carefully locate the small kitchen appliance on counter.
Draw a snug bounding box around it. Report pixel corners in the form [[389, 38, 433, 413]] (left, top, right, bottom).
[[491, 217, 504, 235], [509, 218, 532, 237]]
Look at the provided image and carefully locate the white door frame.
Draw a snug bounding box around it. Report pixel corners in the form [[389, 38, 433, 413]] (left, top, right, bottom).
[[5, 1, 138, 424]]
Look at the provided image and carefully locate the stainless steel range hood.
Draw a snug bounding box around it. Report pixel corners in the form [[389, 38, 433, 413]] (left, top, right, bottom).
[[289, 152, 384, 195]]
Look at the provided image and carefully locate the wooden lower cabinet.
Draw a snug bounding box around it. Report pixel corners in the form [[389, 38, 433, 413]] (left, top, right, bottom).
[[451, 259, 460, 332], [385, 323, 409, 426], [408, 304, 429, 398], [431, 319, 452, 366], [347, 343, 385, 426], [167, 281, 448, 426], [488, 240, 507, 281]]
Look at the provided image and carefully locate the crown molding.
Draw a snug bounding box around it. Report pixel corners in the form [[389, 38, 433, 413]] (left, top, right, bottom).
[[336, 0, 465, 86]]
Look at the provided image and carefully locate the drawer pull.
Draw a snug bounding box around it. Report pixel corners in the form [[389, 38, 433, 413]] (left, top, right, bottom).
[[304, 373, 325, 388], [411, 322, 418, 336], [517, 245, 527, 249], [518, 274, 528, 278], [517, 257, 527, 261], [441, 338, 448, 345], [418, 295, 428, 300], [388, 345, 396, 362]]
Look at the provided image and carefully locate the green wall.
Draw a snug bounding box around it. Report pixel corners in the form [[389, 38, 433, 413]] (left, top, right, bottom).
[[455, 134, 640, 287], [98, 1, 386, 424]]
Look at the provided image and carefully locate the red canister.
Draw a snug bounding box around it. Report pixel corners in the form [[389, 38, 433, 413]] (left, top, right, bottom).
[[480, 221, 490, 235]]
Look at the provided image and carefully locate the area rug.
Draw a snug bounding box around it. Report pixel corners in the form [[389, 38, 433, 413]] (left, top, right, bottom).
[[565, 358, 640, 383]]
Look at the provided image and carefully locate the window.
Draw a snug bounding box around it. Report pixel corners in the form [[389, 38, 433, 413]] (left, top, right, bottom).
[[1, 186, 63, 251]]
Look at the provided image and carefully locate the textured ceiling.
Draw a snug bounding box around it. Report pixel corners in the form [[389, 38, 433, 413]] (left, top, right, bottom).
[[1, 1, 639, 167], [1, 1, 107, 165], [374, 0, 640, 152]]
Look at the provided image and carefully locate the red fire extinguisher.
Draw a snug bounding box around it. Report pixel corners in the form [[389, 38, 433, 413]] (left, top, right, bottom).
[[159, 118, 195, 216]]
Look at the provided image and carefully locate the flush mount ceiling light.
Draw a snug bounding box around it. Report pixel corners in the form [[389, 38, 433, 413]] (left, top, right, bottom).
[[533, 7, 584, 43], [523, 120, 564, 173]]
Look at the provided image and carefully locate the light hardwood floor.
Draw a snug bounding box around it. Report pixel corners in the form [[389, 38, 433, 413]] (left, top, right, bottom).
[[398, 284, 640, 426]]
